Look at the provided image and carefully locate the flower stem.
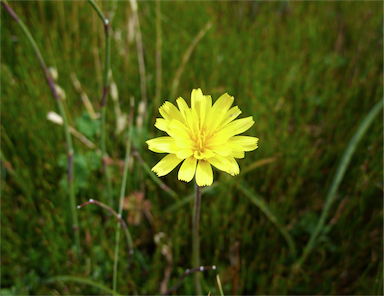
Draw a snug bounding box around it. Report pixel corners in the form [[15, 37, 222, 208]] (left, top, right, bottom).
[[78, 199, 134, 266], [113, 99, 134, 291], [155, 0, 162, 108], [192, 181, 202, 295], [2, 0, 80, 256], [87, 0, 113, 208]]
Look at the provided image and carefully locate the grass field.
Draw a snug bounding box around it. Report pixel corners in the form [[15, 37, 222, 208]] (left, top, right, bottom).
[[1, 1, 383, 295]]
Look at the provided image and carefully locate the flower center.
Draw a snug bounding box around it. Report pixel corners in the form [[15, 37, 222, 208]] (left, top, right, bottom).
[[195, 129, 206, 152], [192, 128, 213, 160]]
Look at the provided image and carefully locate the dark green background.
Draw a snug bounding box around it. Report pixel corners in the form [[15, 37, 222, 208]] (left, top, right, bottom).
[[2, 1, 383, 294]]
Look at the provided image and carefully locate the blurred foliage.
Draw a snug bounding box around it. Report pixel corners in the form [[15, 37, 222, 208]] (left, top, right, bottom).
[[1, 1, 383, 295]]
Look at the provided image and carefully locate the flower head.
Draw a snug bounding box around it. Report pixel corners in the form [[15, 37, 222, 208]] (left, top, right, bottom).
[[146, 88, 259, 186]]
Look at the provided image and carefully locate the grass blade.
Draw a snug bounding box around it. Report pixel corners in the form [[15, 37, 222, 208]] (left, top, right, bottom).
[[237, 182, 297, 259], [295, 98, 383, 270], [44, 275, 121, 296], [169, 21, 213, 100]]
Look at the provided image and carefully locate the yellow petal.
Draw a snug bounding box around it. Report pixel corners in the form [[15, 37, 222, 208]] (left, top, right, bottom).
[[232, 151, 244, 159], [229, 136, 259, 151], [178, 156, 197, 182], [176, 97, 199, 134], [176, 97, 189, 118], [146, 137, 178, 153], [205, 93, 234, 136], [196, 160, 213, 186], [176, 148, 194, 159], [225, 156, 240, 176], [209, 143, 245, 158], [152, 154, 183, 177], [194, 148, 215, 160], [207, 144, 232, 157], [218, 106, 242, 129], [191, 88, 203, 115], [215, 116, 254, 139], [213, 93, 234, 112], [205, 133, 231, 147], [207, 155, 230, 172], [154, 118, 168, 132], [166, 119, 191, 139], [183, 107, 199, 134], [208, 155, 239, 176], [175, 138, 196, 149], [226, 143, 245, 158], [199, 95, 209, 128], [204, 95, 212, 110], [159, 101, 185, 124], [202, 95, 212, 126]]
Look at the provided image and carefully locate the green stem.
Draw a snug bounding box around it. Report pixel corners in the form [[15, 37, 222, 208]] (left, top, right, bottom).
[[192, 181, 202, 295], [165, 183, 219, 214], [216, 274, 224, 296], [87, 0, 113, 208], [78, 199, 134, 263], [295, 98, 383, 270], [44, 275, 121, 296], [155, 0, 162, 108], [87, 0, 105, 22], [78, 199, 148, 271], [130, 0, 147, 107], [113, 100, 134, 291], [2, 0, 80, 255], [170, 21, 213, 100], [57, 100, 80, 255]]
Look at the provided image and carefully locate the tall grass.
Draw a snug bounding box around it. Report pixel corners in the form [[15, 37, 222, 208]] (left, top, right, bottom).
[[1, 1, 382, 295]]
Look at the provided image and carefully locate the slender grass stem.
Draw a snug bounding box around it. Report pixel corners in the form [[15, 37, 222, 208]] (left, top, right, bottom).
[[2, 0, 80, 255], [87, 0, 113, 208], [170, 21, 213, 100], [44, 275, 121, 296], [155, 0, 162, 108], [130, 0, 147, 108], [70, 72, 98, 120], [294, 98, 383, 270], [192, 181, 202, 295], [216, 274, 224, 296], [112, 99, 134, 291], [87, 0, 105, 22], [78, 198, 149, 272], [78, 199, 134, 267]]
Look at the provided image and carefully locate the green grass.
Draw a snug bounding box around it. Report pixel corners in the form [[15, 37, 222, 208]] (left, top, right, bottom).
[[1, 1, 383, 295]]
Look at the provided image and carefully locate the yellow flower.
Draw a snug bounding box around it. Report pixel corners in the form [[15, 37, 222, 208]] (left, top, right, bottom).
[[146, 88, 259, 187]]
